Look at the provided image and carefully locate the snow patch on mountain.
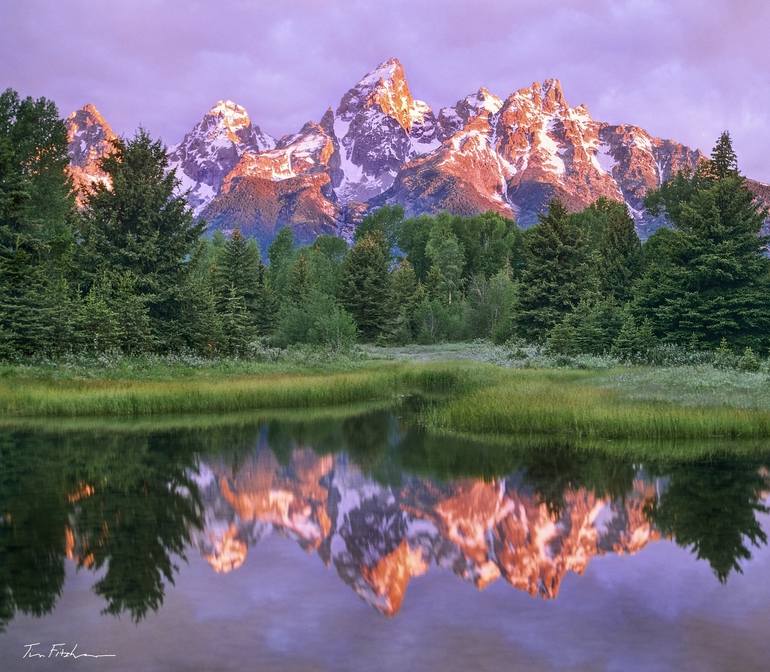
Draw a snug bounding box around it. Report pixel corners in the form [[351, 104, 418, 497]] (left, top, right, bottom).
[[168, 99, 275, 215]]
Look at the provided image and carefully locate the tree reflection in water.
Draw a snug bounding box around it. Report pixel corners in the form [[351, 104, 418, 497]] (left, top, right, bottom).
[[1, 409, 769, 626]]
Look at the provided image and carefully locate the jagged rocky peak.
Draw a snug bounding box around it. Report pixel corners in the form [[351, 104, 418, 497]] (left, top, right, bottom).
[[65, 103, 116, 201], [331, 57, 440, 204], [66, 103, 115, 166], [437, 87, 504, 138], [220, 118, 336, 192], [168, 99, 276, 215], [379, 76, 705, 230], [336, 57, 415, 130]]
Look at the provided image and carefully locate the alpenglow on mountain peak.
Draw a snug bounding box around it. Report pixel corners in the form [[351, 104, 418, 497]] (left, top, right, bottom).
[[67, 56, 765, 248]]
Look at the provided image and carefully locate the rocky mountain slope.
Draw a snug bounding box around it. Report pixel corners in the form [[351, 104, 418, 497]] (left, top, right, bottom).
[[65, 103, 116, 204], [66, 58, 767, 245]]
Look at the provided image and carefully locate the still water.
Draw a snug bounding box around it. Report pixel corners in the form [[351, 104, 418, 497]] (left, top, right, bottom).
[[1, 406, 770, 671]]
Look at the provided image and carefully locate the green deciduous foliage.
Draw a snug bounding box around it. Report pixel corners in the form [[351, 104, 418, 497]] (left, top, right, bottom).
[[465, 269, 518, 343], [275, 289, 357, 349], [425, 221, 465, 305]]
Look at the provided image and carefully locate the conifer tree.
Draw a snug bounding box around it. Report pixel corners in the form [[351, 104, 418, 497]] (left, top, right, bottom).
[[78, 129, 203, 349], [577, 198, 642, 302], [710, 131, 739, 179], [253, 259, 278, 337], [287, 251, 312, 305], [425, 222, 464, 305], [339, 230, 392, 341], [220, 285, 255, 356], [0, 89, 76, 357], [516, 200, 589, 342], [214, 229, 259, 306], [611, 310, 656, 362], [637, 133, 770, 349], [546, 298, 623, 356], [388, 259, 419, 343]]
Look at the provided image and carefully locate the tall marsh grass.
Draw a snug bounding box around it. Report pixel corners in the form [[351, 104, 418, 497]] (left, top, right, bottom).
[[0, 362, 483, 418], [427, 369, 770, 440]]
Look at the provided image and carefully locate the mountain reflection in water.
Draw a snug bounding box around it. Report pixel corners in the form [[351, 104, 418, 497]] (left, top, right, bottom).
[[1, 408, 769, 629]]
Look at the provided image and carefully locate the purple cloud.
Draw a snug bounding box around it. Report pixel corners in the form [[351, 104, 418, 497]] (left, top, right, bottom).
[[1, 0, 768, 180]]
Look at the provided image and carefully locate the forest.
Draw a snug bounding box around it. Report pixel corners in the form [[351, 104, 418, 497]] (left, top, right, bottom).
[[2, 87, 769, 366]]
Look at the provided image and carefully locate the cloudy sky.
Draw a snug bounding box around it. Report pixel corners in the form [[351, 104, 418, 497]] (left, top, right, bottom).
[[2, 0, 768, 180]]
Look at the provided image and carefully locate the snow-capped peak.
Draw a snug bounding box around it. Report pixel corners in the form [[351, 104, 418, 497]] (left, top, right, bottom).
[[467, 88, 504, 115], [336, 57, 414, 130], [331, 57, 440, 204], [355, 57, 404, 90], [205, 99, 251, 133], [167, 100, 276, 215]]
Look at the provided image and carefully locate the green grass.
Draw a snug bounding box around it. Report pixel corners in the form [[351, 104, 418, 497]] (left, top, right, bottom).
[[427, 367, 770, 440], [0, 359, 485, 418], [4, 346, 770, 444]]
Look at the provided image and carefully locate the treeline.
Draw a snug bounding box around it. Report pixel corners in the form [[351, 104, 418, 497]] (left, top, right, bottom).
[[2, 87, 769, 360]]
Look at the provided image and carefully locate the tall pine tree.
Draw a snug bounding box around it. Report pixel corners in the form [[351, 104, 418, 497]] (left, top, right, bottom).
[[0, 89, 76, 358], [339, 230, 392, 341], [637, 133, 770, 349], [515, 200, 589, 342], [78, 129, 203, 350]]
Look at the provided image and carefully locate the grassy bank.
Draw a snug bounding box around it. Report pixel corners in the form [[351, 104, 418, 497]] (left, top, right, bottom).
[[0, 357, 483, 417], [426, 368, 770, 440], [3, 344, 770, 442]]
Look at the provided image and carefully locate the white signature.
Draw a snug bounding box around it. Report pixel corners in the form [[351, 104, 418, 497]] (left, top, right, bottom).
[[23, 642, 117, 660]]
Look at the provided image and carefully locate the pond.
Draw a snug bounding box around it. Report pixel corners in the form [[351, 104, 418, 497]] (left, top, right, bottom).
[[1, 406, 769, 671]]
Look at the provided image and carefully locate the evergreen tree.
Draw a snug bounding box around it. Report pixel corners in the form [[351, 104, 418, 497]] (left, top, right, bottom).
[[546, 298, 623, 356], [111, 272, 153, 354], [388, 259, 419, 343], [637, 134, 770, 349], [253, 260, 278, 337], [78, 129, 203, 349], [0, 89, 76, 358], [710, 130, 739, 179], [577, 198, 642, 302], [220, 285, 255, 356], [76, 274, 121, 353], [516, 200, 589, 342], [177, 269, 221, 355], [214, 229, 260, 308], [339, 230, 392, 341], [610, 310, 656, 362], [287, 251, 312, 305], [267, 227, 295, 298]]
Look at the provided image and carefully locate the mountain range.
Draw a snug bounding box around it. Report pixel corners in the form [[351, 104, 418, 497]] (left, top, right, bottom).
[[65, 57, 769, 246]]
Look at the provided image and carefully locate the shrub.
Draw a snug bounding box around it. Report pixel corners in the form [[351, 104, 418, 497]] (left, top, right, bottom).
[[738, 346, 761, 372]]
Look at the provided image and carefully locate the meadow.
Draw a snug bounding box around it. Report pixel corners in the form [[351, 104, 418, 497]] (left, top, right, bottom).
[[3, 343, 770, 447]]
